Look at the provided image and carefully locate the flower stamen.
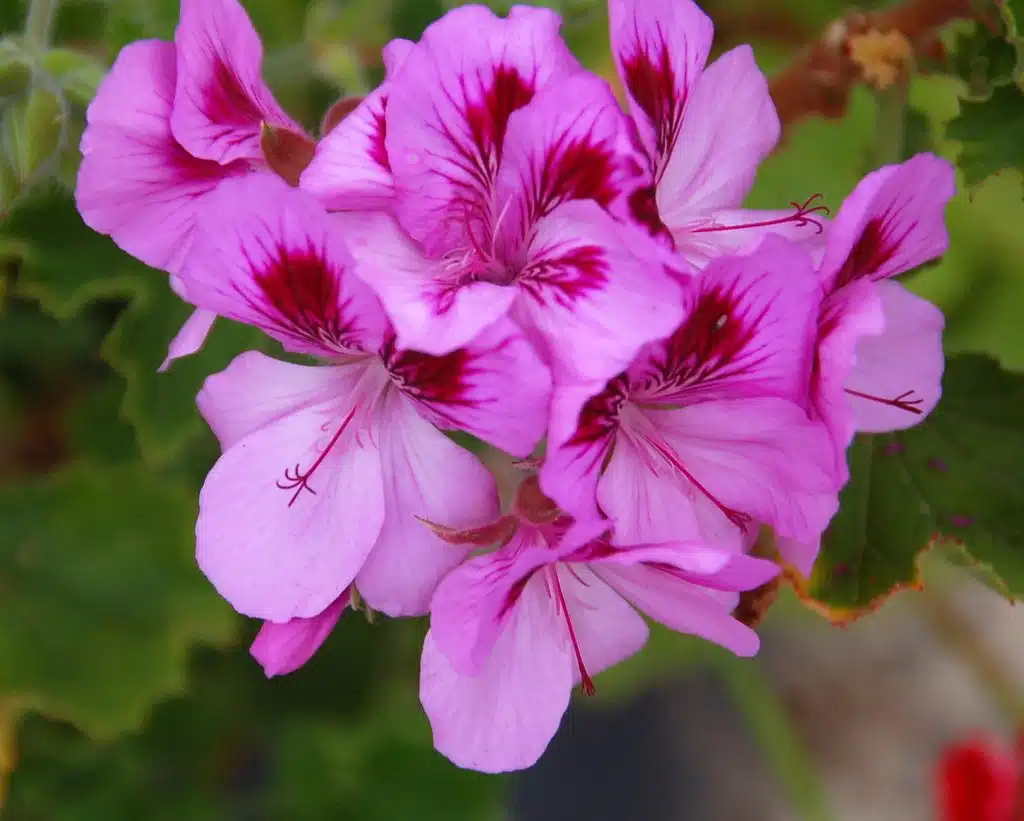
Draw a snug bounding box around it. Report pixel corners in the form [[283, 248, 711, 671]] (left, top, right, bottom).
[[845, 388, 924, 415], [275, 406, 358, 506], [692, 193, 830, 236]]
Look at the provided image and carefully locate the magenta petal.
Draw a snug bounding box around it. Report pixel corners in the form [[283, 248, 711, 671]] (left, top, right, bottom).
[[160, 308, 216, 371], [819, 153, 955, 291], [389, 317, 552, 458], [382, 38, 415, 76], [609, 0, 714, 172], [76, 40, 232, 274], [659, 45, 779, 230], [517, 200, 686, 385], [846, 281, 944, 433], [354, 393, 499, 617], [250, 591, 350, 677], [171, 0, 302, 163], [385, 4, 578, 255], [181, 174, 387, 356], [196, 362, 386, 620], [420, 575, 574, 773], [775, 536, 821, 578]]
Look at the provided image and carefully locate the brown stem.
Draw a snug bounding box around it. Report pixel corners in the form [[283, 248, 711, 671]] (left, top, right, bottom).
[[769, 0, 977, 135]]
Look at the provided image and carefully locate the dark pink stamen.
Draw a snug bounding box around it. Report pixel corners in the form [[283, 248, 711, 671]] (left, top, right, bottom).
[[276, 407, 358, 506], [845, 388, 924, 415], [551, 569, 595, 696], [692, 193, 830, 236]]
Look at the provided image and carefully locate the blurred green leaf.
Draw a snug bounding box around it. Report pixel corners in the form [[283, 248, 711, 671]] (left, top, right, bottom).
[[0, 464, 237, 738], [0, 37, 32, 96], [41, 46, 106, 106], [1, 85, 66, 187], [795, 354, 1024, 620], [947, 82, 1024, 189], [949, 22, 1018, 96]]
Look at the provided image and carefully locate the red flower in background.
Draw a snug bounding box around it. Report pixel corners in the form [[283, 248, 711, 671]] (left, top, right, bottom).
[[937, 732, 1023, 821]]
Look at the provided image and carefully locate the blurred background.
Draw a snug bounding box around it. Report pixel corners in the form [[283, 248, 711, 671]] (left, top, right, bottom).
[[0, 0, 1021, 819]]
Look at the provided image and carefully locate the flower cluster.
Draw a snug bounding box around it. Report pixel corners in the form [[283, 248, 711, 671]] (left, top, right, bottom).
[[76, 0, 955, 772]]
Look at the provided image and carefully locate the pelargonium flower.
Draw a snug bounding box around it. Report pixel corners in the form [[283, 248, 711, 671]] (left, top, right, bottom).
[[607, 0, 828, 266], [419, 477, 778, 773], [179, 174, 552, 621], [76, 0, 313, 367], [331, 5, 687, 387], [251, 590, 352, 677], [542, 235, 839, 551], [776, 153, 954, 575]]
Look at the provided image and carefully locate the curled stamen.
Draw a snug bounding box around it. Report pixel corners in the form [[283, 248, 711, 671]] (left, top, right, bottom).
[[692, 193, 831, 237], [845, 388, 925, 415], [275, 407, 358, 506]]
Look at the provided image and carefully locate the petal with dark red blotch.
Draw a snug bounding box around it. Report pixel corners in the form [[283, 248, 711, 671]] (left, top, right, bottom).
[[385, 4, 579, 256], [820, 153, 955, 292], [609, 0, 713, 175], [629, 235, 821, 407], [76, 40, 236, 274], [181, 174, 387, 357], [172, 0, 304, 164]]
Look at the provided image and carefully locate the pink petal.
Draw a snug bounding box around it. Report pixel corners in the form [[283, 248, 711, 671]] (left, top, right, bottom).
[[589, 544, 773, 657], [382, 38, 415, 76], [159, 308, 216, 371], [554, 564, 649, 683], [250, 591, 350, 677], [197, 351, 362, 449], [811, 281, 886, 477], [196, 362, 386, 621], [300, 85, 394, 210], [76, 40, 234, 274], [609, 0, 714, 174], [845, 281, 944, 433], [606, 400, 838, 547], [658, 45, 780, 228], [386, 317, 552, 457], [516, 200, 686, 385], [181, 174, 387, 357], [428, 527, 554, 677], [385, 4, 578, 255], [354, 393, 500, 617], [337, 211, 518, 355], [496, 71, 650, 232], [673, 206, 830, 270], [420, 576, 574, 774], [171, 0, 302, 164], [775, 536, 821, 578], [628, 234, 821, 406], [819, 153, 955, 291]]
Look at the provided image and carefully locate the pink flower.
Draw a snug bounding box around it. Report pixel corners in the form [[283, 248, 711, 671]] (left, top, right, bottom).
[[179, 174, 551, 622], [76, 0, 311, 369], [419, 478, 778, 773], [333, 5, 687, 386], [607, 0, 828, 266], [251, 591, 351, 677], [778, 153, 954, 576], [542, 235, 839, 551]]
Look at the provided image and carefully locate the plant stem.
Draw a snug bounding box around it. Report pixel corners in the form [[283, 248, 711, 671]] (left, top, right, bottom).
[[24, 0, 61, 52], [870, 78, 910, 168]]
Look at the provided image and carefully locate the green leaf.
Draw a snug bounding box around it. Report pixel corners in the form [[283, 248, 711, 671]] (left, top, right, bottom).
[[949, 22, 1019, 96], [40, 47, 106, 107], [0, 465, 237, 739], [946, 82, 1024, 189], [794, 354, 1024, 620]]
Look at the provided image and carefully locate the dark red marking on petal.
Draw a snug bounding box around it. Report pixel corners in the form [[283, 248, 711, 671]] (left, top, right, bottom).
[[276, 405, 358, 506], [241, 243, 364, 353], [531, 134, 622, 221], [844, 388, 924, 415], [621, 27, 685, 176], [629, 184, 672, 242], [519, 243, 608, 306], [551, 567, 596, 696], [202, 53, 264, 128], [691, 194, 830, 237], [568, 376, 629, 448], [370, 95, 391, 171], [832, 201, 920, 289], [465, 64, 535, 169]]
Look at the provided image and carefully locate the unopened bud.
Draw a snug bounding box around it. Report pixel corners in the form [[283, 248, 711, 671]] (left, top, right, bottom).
[[260, 122, 316, 187]]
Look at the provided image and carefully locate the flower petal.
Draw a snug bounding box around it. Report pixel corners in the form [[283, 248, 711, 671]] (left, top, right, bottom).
[[171, 0, 302, 163], [159, 308, 216, 371], [181, 174, 387, 356], [609, 0, 713, 173], [338, 210, 518, 355], [820, 153, 955, 291], [385, 317, 552, 457], [496, 71, 650, 232], [76, 40, 233, 274], [516, 200, 686, 385], [629, 235, 821, 406], [250, 591, 350, 677], [420, 575, 574, 774], [196, 362, 386, 621], [355, 393, 500, 617], [385, 4, 578, 255], [845, 281, 944, 433], [775, 536, 821, 578], [658, 45, 779, 228]]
